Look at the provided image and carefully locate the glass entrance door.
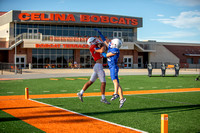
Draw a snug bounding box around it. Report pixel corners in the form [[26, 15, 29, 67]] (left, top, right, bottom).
[[16, 56, 26, 69], [138, 56, 143, 68], [123, 56, 132, 68], [28, 28, 39, 39], [113, 31, 122, 39]]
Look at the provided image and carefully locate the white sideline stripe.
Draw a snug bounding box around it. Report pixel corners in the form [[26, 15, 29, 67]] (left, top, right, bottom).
[[30, 99, 148, 133], [124, 88, 130, 90], [43, 91, 50, 93]]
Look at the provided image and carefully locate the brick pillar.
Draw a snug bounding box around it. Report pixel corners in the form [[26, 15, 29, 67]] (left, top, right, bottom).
[[27, 48, 32, 64], [133, 50, 138, 68], [74, 49, 80, 64], [8, 49, 15, 63]]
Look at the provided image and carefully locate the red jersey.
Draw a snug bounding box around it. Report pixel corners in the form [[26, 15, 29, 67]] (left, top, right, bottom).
[[89, 45, 103, 61]]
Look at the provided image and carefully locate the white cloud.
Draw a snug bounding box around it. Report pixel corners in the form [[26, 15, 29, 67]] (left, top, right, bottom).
[[138, 30, 200, 43], [155, 31, 197, 39], [154, 11, 200, 30], [172, 0, 200, 7], [157, 14, 164, 17], [57, 0, 65, 4], [157, 0, 200, 7]]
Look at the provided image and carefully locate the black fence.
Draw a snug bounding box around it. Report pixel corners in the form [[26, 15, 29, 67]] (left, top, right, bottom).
[[0, 62, 22, 75]]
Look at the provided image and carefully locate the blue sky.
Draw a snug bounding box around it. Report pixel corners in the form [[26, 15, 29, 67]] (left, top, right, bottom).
[[0, 0, 200, 43]]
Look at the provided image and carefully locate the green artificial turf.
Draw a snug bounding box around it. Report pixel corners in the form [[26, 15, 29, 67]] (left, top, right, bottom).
[[0, 110, 44, 133], [0, 75, 200, 132], [0, 75, 199, 96], [36, 92, 200, 133]]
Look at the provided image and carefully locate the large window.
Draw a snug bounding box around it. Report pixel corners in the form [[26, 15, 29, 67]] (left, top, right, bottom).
[[187, 58, 193, 64], [80, 50, 94, 68], [32, 49, 74, 68], [16, 24, 135, 42]]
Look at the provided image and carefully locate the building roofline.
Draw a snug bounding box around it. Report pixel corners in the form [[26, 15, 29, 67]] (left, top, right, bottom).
[[5, 10, 143, 19], [0, 10, 12, 18], [137, 41, 200, 46]]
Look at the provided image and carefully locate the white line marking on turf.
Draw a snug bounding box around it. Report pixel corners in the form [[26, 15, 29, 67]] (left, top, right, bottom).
[[43, 91, 50, 93], [60, 90, 67, 92], [152, 87, 157, 89], [109, 88, 114, 90], [93, 89, 99, 91], [124, 88, 130, 90], [7, 92, 14, 94], [165, 86, 171, 88], [30, 99, 148, 133], [139, 87, 144, 89]]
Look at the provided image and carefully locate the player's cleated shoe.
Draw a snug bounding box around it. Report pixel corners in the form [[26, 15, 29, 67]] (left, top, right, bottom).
[[119, 98, 126, 108], [110, 94, 119, 101], [77, 92, 83, 102], [101, 98, 111, 104]]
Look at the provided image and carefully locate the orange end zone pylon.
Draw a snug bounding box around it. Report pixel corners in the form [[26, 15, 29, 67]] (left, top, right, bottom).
[[25, 87, 29, 99], [161, 114, 168, 133]]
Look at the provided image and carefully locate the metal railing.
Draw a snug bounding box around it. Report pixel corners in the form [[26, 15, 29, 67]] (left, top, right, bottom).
[[10, 33, 89, 45], [41, 35, 88, 42], [0, 62, 22, 75], [9, 33, 156, 52], [137, 43, 156, 51]]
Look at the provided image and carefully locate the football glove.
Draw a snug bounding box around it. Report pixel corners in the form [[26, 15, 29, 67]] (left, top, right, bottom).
[[94, 28, 106, 42]]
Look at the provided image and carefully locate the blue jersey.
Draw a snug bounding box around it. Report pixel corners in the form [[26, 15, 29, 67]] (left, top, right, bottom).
[[107, 43, 120, 69]]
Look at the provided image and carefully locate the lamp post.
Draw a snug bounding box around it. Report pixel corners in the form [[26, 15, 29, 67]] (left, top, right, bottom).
[[14, 20, 17, 74]]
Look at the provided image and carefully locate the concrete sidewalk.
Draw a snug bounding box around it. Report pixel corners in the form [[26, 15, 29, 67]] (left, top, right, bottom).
[[0, 68, 199, 79]]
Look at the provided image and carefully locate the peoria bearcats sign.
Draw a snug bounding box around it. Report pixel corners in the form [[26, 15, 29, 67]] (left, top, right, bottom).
[[14, 11, 142, 28]]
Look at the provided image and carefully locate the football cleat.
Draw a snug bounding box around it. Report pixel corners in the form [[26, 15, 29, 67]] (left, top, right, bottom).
[[100, 98, 111, 104], [110, 94, 119, 101], [77, 92, 83, 102], [119, 98, 126, 108]]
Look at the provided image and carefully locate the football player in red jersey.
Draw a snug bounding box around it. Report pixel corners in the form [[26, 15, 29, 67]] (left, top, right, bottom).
[[77, 37, 110, 104]]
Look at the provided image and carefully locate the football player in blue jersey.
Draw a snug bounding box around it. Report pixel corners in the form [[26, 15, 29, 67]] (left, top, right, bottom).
[[95, 28, 126, 108]]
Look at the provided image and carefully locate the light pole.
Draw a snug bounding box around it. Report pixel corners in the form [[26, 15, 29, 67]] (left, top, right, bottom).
[[14, 20, 17, 74]]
